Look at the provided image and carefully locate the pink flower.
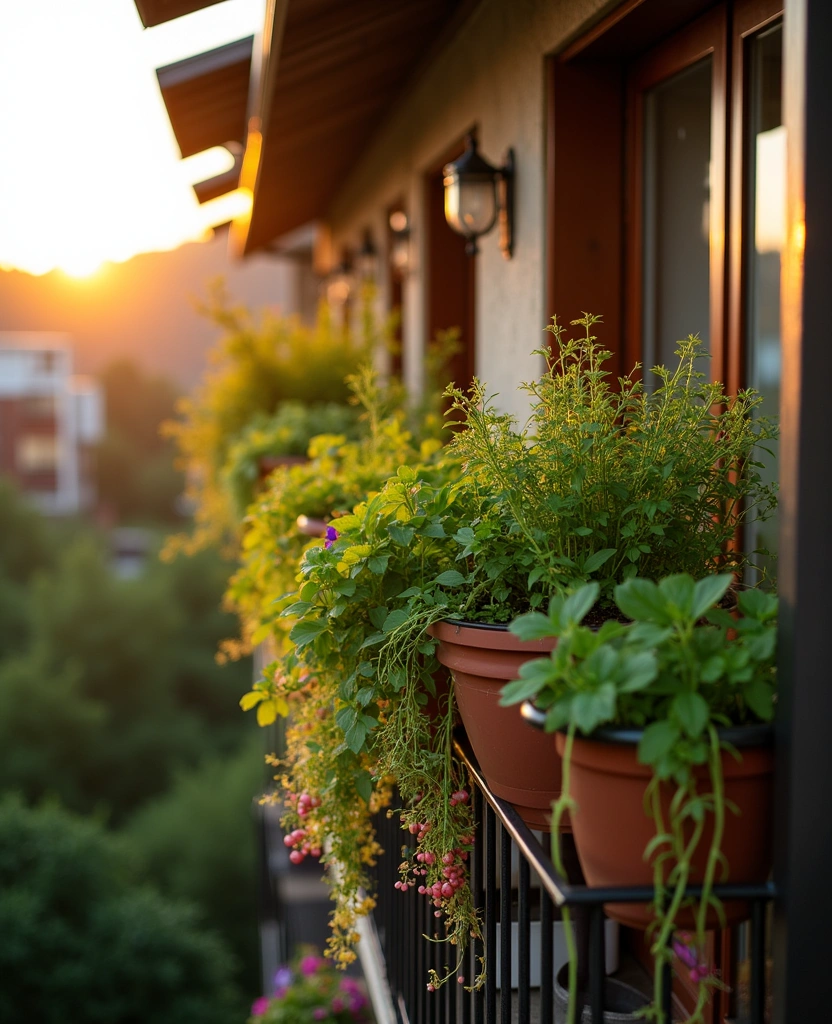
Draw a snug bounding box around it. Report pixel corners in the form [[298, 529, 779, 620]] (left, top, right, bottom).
[[251, 996, 270, 1017], [301, 954, 324, 976], [313, 1009, 327, 1021], [331, 997, 344, 1012]]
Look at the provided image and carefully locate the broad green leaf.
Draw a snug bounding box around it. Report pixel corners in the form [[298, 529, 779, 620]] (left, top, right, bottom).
[[572, 683, 617, 733], [744, 679, 775, 721], [355, 772, 373, 803], [614, 578, 670, 624], [562, 583, 600, 625], [658, 574, 696, 619], [499, 669, 553, 706], [368, 555, 390, 574], [434, 569, 466, 587], [691, 574, 733, 619], [388, 523, 416, 546], [289, 618, 329, 648], [345, 720, 368, 754], [619, 651, 658, 691], [671, 691, 710, 738], [509, 611, 554, 642], [382, 609, 409, 633], [638, 720, 681, 766], [582, 548, 616, 574]]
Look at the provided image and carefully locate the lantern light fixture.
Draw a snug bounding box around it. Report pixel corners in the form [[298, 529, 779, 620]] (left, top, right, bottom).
[[443, 133, 514, 259], [356, 229, 379, 282]]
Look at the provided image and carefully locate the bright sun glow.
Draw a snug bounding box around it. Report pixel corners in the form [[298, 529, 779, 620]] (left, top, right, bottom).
[[0, 0, 264, 277]]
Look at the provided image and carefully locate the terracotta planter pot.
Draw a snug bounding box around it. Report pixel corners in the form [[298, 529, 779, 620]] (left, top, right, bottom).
[[429, 619, 562, 829], [555, 726, 774, 928]]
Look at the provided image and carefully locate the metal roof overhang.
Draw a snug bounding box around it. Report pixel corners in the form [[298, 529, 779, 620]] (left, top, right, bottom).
[[231, 0, 478, 256], [134, 0, 229, 29]]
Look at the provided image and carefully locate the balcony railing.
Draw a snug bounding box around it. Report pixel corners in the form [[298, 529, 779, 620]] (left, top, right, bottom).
[[370, 734, 776, 1024]]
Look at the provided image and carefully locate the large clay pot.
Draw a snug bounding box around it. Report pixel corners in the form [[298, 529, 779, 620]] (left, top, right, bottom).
[[555, 726, 774, 928], [429, 619, 562, 829]]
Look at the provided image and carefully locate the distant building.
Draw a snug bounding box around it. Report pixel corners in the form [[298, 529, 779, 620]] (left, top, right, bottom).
[[0, 332, 104, 514]]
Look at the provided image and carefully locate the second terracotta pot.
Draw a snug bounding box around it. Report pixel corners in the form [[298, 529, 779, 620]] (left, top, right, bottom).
[[429, 619, 561, 829], [555, 726, 774, 928]]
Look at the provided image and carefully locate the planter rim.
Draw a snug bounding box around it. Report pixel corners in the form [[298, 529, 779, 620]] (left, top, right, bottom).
[[520, 701, 773, 749], [442, 616, 513, 632]]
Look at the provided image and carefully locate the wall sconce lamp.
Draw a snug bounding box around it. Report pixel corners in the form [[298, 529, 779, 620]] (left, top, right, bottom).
[[388, 210, 411, 274], [356, 229, 379, 282], [326, 251, 354, 306], [443, 133, 514, 259]]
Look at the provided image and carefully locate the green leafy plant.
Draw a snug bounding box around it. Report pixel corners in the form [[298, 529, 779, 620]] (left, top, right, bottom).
[[443, 313, 778, 620], [501, 574, 778, 1024], [248, 949, 372, 1023], [163, 283, 380, 554]]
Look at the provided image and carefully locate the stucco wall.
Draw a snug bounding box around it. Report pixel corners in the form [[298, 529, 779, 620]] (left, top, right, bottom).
[[325, 0, 619, 420]]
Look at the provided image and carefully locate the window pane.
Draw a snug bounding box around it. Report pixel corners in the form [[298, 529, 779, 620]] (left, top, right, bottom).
[[642, 58, 712, 371], [746, 23, 783, 584]]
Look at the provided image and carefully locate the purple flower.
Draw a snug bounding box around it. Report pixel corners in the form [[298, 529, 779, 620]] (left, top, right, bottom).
[[672, 938, 699, 969], [339, 977, 361, 994], [313, 1009, 327, 1021], [273, 965, 293, 991], [324, 526, 339, 549], [301, 954, 324, 976], [331, 997, 345, 1012], [251, 996, 270, 1017], [349, 993, 367, 1013]]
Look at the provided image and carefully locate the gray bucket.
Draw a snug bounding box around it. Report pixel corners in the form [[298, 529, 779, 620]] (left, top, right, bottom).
[[553, 963, 649, 1024]]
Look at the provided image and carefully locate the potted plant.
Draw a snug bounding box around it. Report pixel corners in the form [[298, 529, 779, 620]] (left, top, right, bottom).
[[408, 313, 775, 825], [501, 573, 777, 1024]]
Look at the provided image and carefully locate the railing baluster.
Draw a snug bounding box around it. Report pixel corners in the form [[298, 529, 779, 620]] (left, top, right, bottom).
[[660, 939, 673, 1024], [750, 899, 765, 1024], [589, 905, 604, 1024], [485, 802, 497, 1024], [540, 889, 554, 1024], [472, 786, 484, 1024], [518, 855, 531, 1023], [500, 824, 512, 1024]]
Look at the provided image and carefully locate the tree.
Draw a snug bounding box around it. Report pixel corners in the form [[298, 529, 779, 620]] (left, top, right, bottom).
[[0, 796, 240, 1024], [96, 359, 183, 523]]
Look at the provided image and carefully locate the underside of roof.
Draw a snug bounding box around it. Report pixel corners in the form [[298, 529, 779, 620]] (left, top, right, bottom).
[[134, 0, 228, 29], [156, 37, 253, 160], [239, 0, 476, 254]]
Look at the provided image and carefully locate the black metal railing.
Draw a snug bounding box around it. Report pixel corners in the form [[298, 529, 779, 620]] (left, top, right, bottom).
[[371, 735, 776, 1024]]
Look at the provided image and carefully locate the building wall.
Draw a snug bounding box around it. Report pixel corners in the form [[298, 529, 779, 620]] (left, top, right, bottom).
[[325, 0, 617, 419]]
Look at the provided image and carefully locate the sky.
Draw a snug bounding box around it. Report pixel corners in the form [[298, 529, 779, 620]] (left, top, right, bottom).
[[0, 0, 264, 278]]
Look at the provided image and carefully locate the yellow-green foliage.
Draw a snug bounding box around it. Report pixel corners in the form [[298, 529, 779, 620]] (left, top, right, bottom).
[[164, 282, 379, 554]]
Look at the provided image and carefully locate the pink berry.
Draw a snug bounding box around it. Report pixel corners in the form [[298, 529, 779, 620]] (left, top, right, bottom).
[[427, 985, 435, 993], [442, 853, 454, 866], [441, 883, 454, 897], [289, 850, 304, 865], [310, 848, 321, 858], [418, 886, 426, 895], [394, 882, 402, 890], [423, 853, 435, 865], [283, 835, 295, 847], [409, 823, 420, 834], [458, 977, 465, 985], [434, 910, 442, 918]]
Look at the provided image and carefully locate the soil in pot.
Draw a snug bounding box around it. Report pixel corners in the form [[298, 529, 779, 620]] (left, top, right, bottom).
[[429, 619, 562, 830], [555, 727, 774, 929], [553, 962, 649, 1024]]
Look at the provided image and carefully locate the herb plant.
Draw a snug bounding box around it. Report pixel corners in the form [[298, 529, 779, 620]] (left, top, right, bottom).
[[444, 314, 778, 619], [501, 574, 778, 1024]]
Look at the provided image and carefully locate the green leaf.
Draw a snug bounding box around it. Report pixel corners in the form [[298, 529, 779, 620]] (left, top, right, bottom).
[[619, 651, 658, 691], [434, 570, 466, 588], [638, 720, 681, 766], [573, 526, 593, 537], [368, 555, 390, 574], [744, 679, 775, 721], [671, 691, 710, 738], [355, 772, 373, 803], [658, 574, 696, 619], [422, 522, 447, 538], [509, 612, 554, 642], [691, 574, 733, 619], [562, 583, 600, 625], [388, 523, 416, 546], [614, 578, 670, 624], [355, 686, 375, 706], [582, 548, 616, 574], [345, 720, 368, 754], [572, 683, 617, 733], [382, 609, 409, 633], [499, 668, 553, 706], [256, 700, 278, 727], [289, 618, 329, 648], [333, 578, 357, 597]]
